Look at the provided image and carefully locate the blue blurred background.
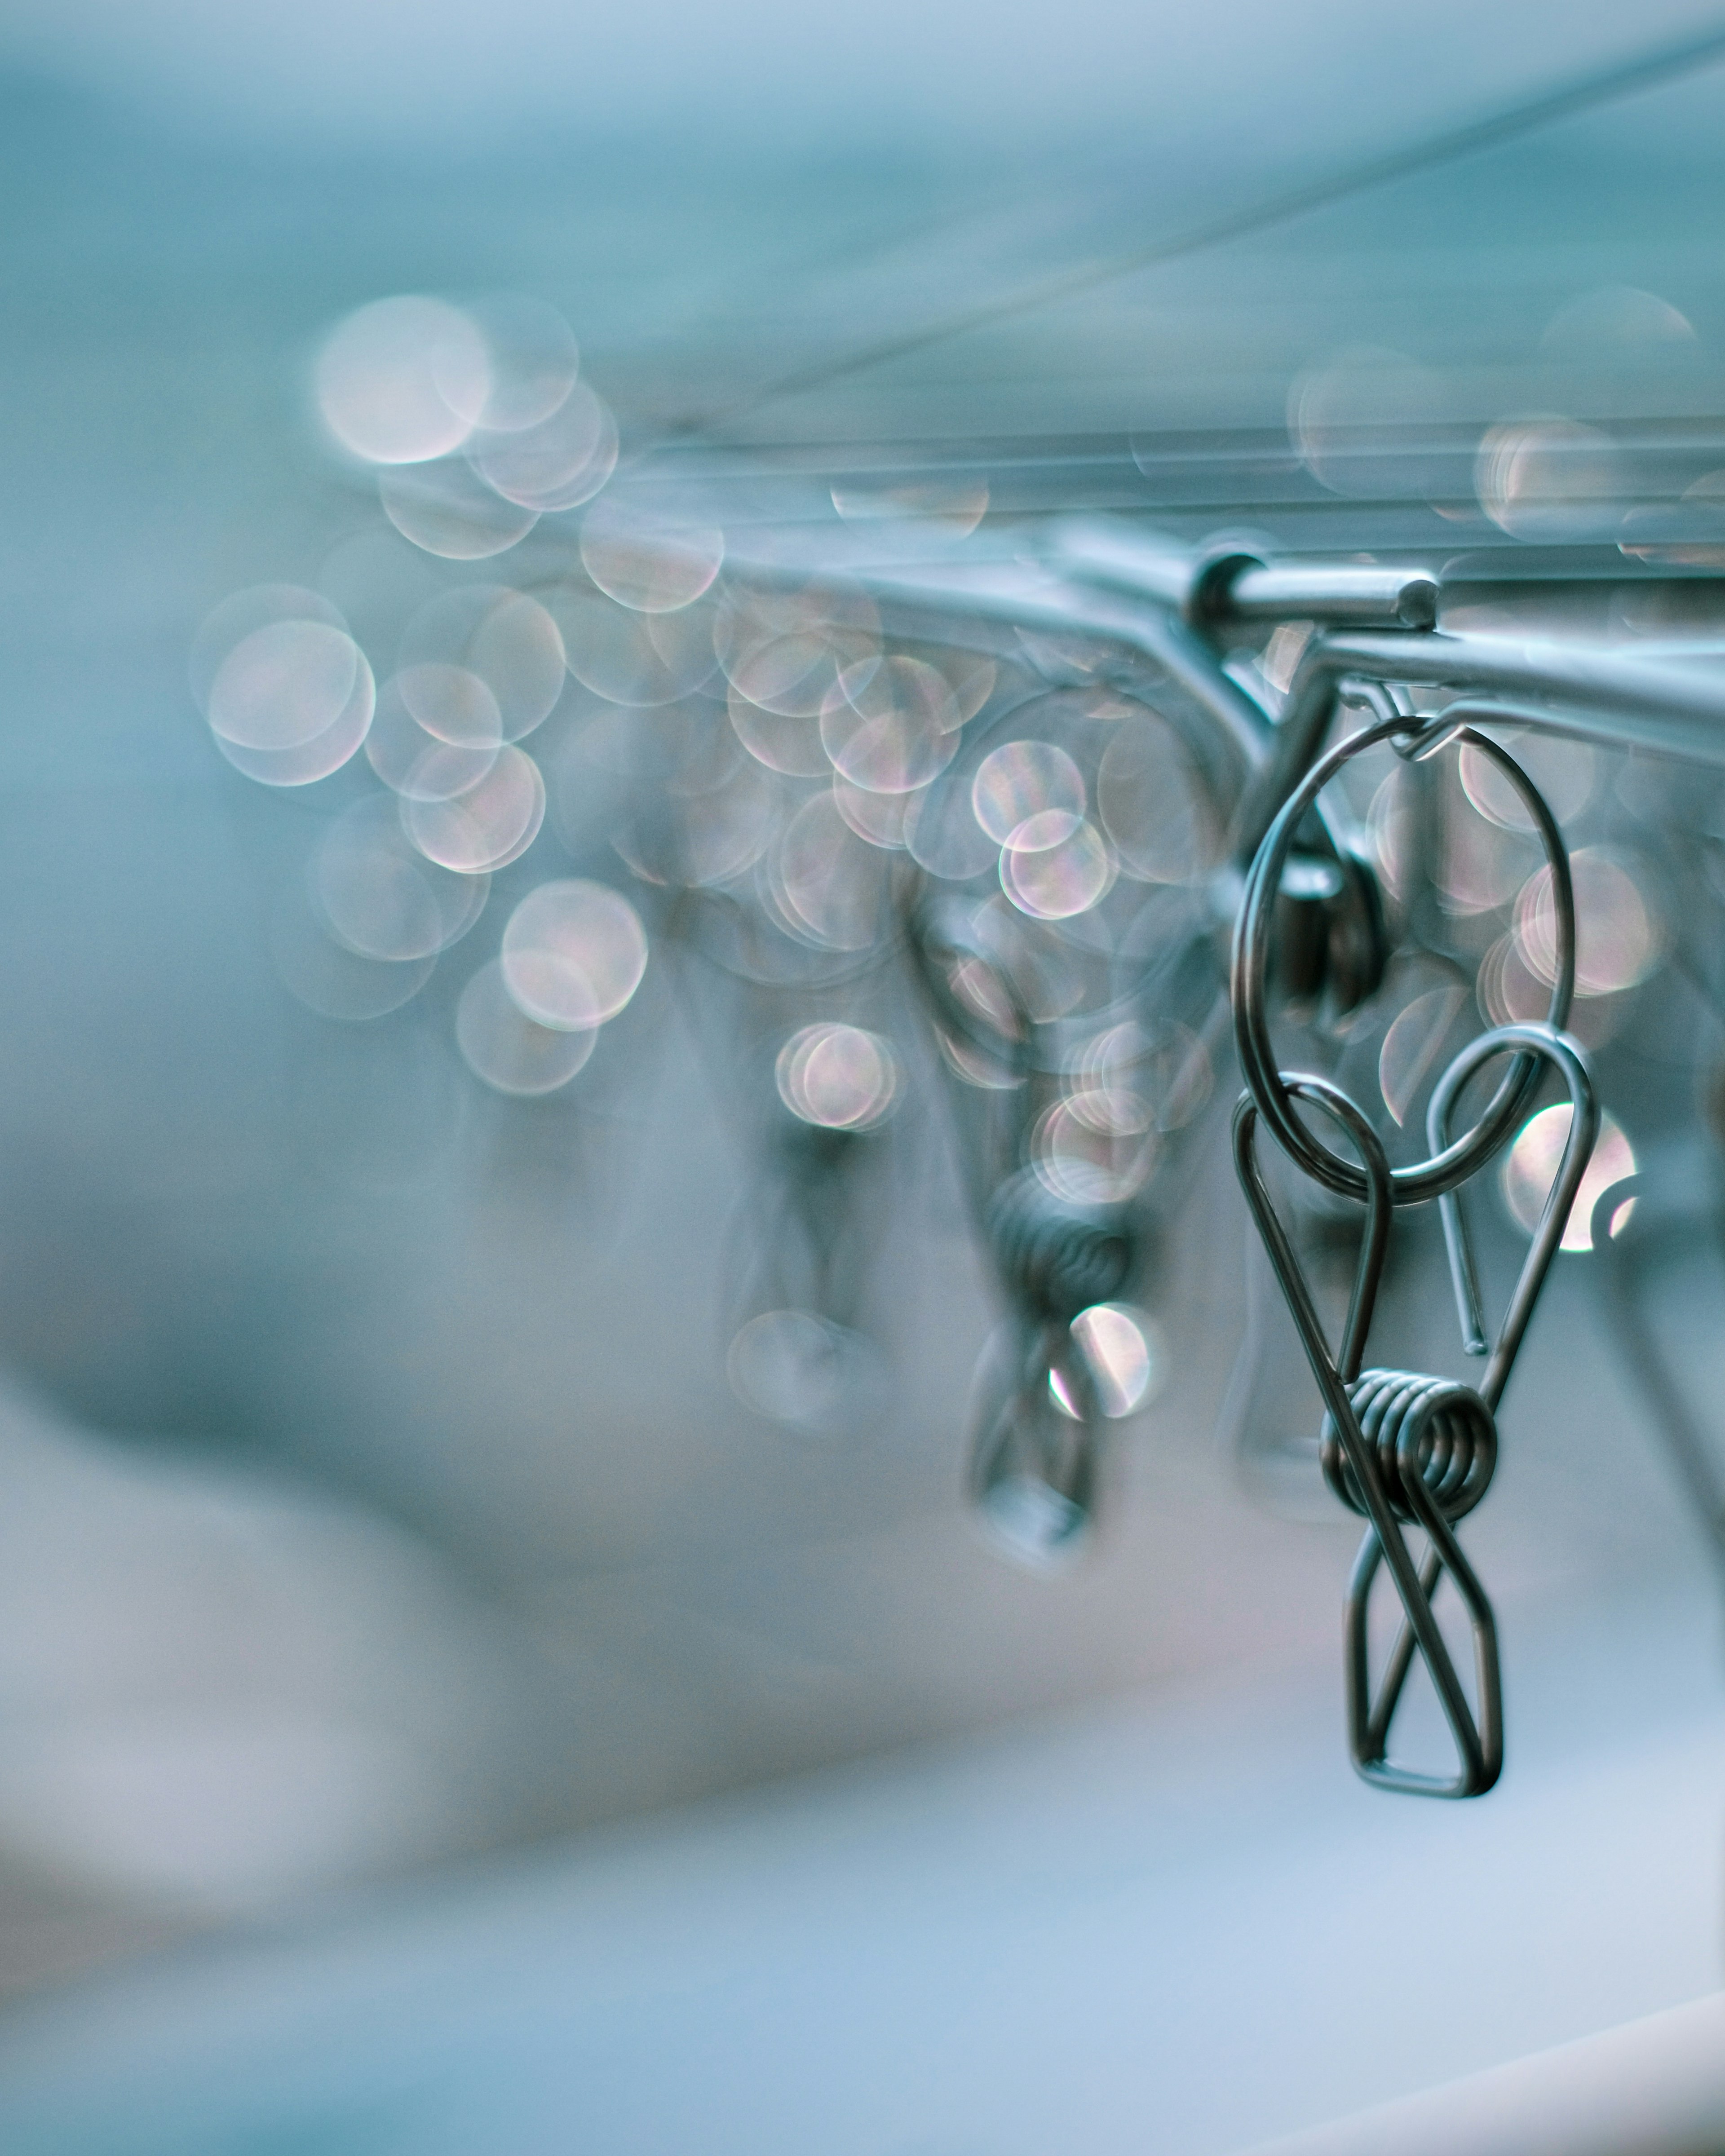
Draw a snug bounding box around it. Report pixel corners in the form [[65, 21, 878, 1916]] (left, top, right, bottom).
[[1, 4, 1725, 2150]]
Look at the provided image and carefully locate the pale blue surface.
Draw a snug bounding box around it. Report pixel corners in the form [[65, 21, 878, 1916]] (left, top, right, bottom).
[[0, 1582, 1717, 2156]]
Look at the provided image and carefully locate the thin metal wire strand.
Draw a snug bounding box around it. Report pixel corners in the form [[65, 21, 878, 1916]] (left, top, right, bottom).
[[644, 16, 1725, 448]]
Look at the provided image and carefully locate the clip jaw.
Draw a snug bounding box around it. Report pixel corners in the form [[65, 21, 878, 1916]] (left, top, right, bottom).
[[1341, 1390, 1503, 1798], [1345, 1519, 1501, 1797], [1334, 1367, 1502, 1796]]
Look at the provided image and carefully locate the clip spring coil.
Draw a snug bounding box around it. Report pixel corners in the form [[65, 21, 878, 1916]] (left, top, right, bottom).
[[1232, 705, 1599, 1798], [1322, 1369, 1497, 1530]]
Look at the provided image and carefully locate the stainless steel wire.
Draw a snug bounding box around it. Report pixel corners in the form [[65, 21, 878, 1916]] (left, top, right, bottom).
[[1231, 716, 1599, 1796], [1231, 706, 1575, 1205], [639, 18, 1725, 449]]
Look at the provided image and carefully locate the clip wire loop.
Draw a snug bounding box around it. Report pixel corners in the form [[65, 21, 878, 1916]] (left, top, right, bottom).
[[1232, 702, 1576, 1205], [1429, 1022, 1599, 1405], [1230, 711, 1600, 1796]]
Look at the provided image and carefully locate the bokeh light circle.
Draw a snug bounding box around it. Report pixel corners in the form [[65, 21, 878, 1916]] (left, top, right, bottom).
[[396, 662, 503, 748], [400, 746, 545, 873], [1066, 1303, 1159, 1418], [1503, 1103, 1636, 1253], [1514, 850, 1661, 996], [973, 741, 1086, 844], [191, 585, 346, 713], [315, 798, 488, 962], [460, 295, 579, 433], [555, 589, 718, 708], [500, 879, 648, 1029], [367, 674, 498, 801], [208, 620, 360, 752], [1031, 1096, 1157, 1205], [379, 462, 538, 560], [727, 1310, 860, 1428], [580, 504, 725, 613], [1378, 983, 1468, 1126], [774, 794, 888, 949], [717, 586, 882, 717], [270, 887, 434, 1021], [457, 958, 596, 1095], [774, 1023, 898, 1129], [316, 296, 490, 466], [471, 382, 617, 512], [1000, 820, 1115, 919], [212, 641, 375, 788], [464, 590, 566, 738], [819, 656, 960, 795]]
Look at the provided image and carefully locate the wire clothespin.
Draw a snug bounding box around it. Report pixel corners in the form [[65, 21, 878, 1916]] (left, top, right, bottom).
[[966, 1168, 1135, 1561], [909, 897, 1146, 1563], [1230, 706, 1600, 1796]]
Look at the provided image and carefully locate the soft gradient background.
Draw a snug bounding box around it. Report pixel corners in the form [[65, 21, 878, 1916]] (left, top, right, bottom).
[[0, 5, 1724, 2149]]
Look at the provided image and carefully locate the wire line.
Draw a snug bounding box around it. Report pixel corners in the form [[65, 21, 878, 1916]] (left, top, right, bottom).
[[653, 14, 1725, 446]]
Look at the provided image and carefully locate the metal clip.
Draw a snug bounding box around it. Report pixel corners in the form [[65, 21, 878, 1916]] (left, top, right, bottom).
[[1230, 711, 1600, 1796], [912, 897, 1153, 1564], [1235, 1079, 1508, 1795], [968, 1169, 1136, 1564]]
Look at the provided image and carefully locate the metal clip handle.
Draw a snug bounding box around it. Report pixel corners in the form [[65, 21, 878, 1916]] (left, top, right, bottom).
[[1428, 1022, 1599, 1410]]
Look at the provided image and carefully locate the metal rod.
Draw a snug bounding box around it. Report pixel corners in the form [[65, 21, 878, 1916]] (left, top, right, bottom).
[[719, 531, 1725, 831], [1228, 563, 1438, 629], [1055, 519, 1438, 630], [1233, 623, 1725, 857], [720, 549, 1278, 774]]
